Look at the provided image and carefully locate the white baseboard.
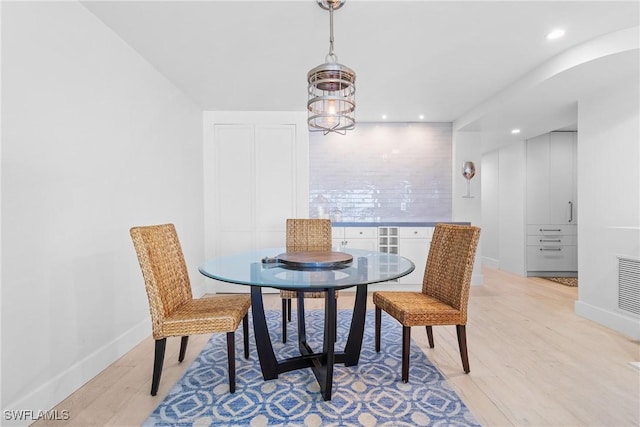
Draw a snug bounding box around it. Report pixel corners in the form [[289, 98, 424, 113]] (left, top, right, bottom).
[[2, 318, 151, 427], [575, 300, 640, 340], [482, 256, 499, 269]]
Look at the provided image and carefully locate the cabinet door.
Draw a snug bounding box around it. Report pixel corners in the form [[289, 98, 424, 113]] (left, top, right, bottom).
[[548, 132, 576, 224], [400, 238, 430, 285], [332, 227, 345, 249], [526, 133, 550, 224], [527, 132, 577, 225], [348, 238, 378, 251], [343, 227, 378, 250]]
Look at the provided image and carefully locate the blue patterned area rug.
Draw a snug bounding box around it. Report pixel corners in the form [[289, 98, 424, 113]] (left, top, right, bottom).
[[143, 309, 481, 427]]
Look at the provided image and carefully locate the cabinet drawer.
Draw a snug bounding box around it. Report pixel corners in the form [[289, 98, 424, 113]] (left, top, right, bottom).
[[527, 224, 577, 236], [527, 235, 577, 246], [344, 227, 378, 239], [526, 245, 577, 271], [398, 227, 434, 239]]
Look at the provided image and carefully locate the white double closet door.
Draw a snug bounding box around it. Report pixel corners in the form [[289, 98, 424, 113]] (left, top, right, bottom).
[[203, 112, 310, 293]]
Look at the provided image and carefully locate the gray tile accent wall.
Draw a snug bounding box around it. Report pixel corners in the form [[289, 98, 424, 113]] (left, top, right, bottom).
[[310, 122, 452, 222]]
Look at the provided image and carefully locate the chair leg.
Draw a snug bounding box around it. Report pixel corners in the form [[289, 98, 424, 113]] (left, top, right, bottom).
[[226, 331, 236, 393], [242, 314, 250, 359], [374, 306, 382, 352], [282, 298, 288, 343], [456, 325, 470, 373], [425, 326, 434, 348], [151, 338, 166, 396], [402, 326, 411, 383], [287, 298, 292, 321], [178, 336, 189, 362]]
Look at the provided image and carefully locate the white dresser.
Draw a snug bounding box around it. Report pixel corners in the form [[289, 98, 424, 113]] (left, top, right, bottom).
[[526, 225, 577, 273]]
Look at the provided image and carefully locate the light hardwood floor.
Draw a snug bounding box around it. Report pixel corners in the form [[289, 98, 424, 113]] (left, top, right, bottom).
[[34, 267, 640, 427]]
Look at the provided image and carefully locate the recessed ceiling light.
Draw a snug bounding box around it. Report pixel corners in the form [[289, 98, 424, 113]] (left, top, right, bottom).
[[511, 129, 521, 134], [546, 29, 565, 40], [419, 115, 425, 120], [381, 114, 387, 120]]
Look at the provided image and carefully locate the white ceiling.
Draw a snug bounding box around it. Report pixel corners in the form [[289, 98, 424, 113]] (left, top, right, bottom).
[[82, 0, 639, 137]]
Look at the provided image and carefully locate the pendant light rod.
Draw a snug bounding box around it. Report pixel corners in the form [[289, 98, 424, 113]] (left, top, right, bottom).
[[321, 0, 341, 60], [328, 4, 335, 59]]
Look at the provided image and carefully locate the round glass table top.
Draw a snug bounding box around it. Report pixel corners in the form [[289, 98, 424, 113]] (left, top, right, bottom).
[[199, 247, 415, 290]]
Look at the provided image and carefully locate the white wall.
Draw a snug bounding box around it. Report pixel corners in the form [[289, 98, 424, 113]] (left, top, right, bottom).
[[474, 136, 527, 276], [452, 131, 483, 284], [496, 141, 527, 276], [574, 76, 640, 339], [480, 149, 500, 268], [456, 109, 533, 277], [1, 2, 203, 421]]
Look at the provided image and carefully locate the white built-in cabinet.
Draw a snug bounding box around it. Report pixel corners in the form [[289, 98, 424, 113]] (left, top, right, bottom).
[[332, 227, 378, 251], [203, 112, 309, 292], [526, 131, 578, 275], [396, 227, 432, 285], [526, 131, 577, 225], [333, 226, 433, 289]]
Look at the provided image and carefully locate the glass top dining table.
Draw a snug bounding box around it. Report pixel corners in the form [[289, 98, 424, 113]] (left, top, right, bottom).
[[199, 247, 415, 401]]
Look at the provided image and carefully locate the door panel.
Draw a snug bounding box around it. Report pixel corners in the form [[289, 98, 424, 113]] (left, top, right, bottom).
[[215, 125, 254, 229], [255, 125, 296, 229]]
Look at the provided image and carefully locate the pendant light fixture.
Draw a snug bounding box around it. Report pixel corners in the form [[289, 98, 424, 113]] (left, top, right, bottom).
[[307, 0, 356, 135]]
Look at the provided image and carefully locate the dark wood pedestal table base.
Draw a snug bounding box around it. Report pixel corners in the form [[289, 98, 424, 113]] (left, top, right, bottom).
[[199, 248, 414, 401]]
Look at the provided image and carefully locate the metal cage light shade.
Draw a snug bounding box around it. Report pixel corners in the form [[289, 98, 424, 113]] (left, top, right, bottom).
[[307, 0, 356, 135], [307, 62, 356, 134]]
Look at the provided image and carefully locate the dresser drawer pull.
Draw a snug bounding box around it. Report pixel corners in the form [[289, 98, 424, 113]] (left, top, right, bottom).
[[540, 248, 562, 251], [540, 228, 562, 232], [540, 239, 562, 243]]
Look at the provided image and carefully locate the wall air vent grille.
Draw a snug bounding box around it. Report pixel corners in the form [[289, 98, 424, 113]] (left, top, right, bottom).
[[618, 256, 640, 316]]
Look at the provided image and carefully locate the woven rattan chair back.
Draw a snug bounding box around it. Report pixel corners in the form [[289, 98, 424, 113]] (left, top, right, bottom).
[[280, 218, 334, 343], [421, 223, 481, 323], [130, 223, 192, 339], [286, 218, 332, 252]]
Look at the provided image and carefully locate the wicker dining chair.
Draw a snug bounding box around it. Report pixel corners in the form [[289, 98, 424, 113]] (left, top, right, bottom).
[[130, 223, 251, 395], [280, 218, 337, 343], [373, 223, 481, 382]]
